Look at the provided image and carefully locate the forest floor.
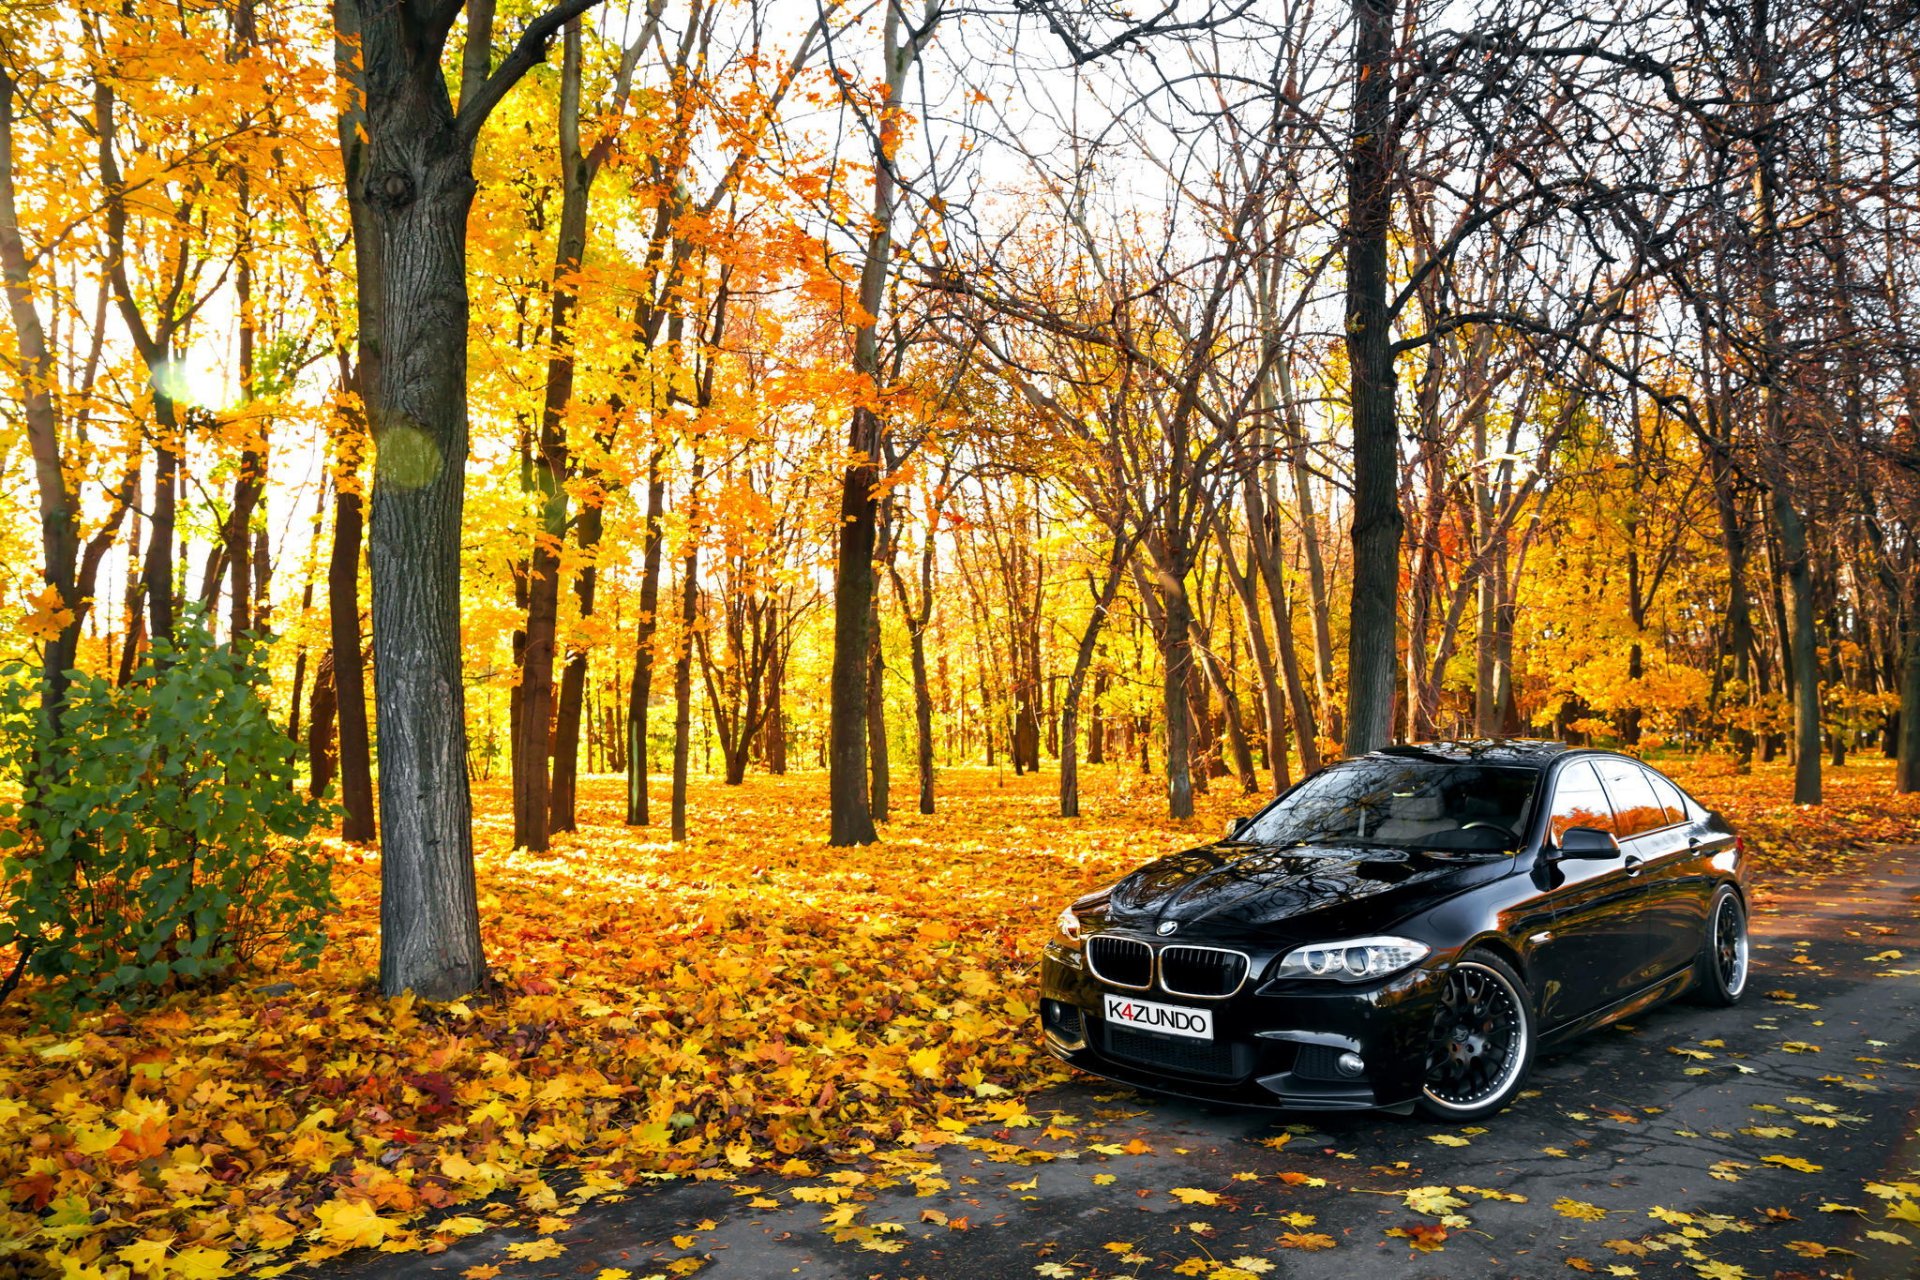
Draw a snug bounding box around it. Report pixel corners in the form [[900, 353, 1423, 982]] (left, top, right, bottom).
[[3, 756, 1917, 1280]]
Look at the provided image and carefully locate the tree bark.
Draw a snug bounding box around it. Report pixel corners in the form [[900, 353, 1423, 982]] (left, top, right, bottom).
[[328, 482, 376, 843], [830, 0, 930, 846], [670, 467, 701, 843], [1059, 548, 1129, 818], [342, 0, 598, 998], [1341, 0, 1402, 756], [625, 450, 667, 824]]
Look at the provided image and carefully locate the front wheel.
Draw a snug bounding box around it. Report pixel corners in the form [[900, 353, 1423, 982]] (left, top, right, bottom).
[[1416, 951, 1536, 1122], [1690, 887, 1749, 1006]]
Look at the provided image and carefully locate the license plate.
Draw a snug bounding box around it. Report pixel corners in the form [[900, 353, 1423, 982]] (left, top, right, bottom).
[[1102, 993, 1213, 1040]]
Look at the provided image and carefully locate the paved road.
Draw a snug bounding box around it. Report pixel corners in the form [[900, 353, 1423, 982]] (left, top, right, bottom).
[[346, 850, 1920, 1280]]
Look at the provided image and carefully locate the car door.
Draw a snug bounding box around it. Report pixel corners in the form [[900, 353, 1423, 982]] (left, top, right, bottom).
[[1636, 766, 1718, 979], [1529, 759, 1650, 1028], [1591, 756, 1688, 991]]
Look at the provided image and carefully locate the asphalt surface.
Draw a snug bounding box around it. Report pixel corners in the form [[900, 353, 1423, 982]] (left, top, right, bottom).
[[342, 848, 1920, 1280]]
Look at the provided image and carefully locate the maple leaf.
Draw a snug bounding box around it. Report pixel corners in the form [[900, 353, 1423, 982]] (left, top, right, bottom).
[[1760, 1154, 1822, 1173], [314, 1198, 393, 1250], [1170, 1187, 1220, 1205], [1691, 1263, 1748, 1280], [506, 1239, 567, 1261], [461, 1268, 501, 1280], [1554, 1198, 1610, 1221], [1277, 1232, 1336, 1251], [1387, 1223, 1449, 1252]]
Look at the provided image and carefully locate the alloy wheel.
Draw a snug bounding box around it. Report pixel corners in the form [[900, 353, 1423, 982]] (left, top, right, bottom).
[[1714, 895, 1749, 998], [1422, 961, 1529, 1112]]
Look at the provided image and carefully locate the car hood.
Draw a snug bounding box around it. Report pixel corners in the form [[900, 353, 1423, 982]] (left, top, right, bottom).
[[1101, 842, 1511, 940]]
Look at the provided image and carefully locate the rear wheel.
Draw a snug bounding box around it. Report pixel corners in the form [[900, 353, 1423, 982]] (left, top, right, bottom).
[[1416, 950, 1535, 1122], [1690, 887, 1749, 1006]]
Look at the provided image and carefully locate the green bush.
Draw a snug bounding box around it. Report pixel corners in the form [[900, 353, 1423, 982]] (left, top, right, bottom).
[[0, 619, 335, 1021]]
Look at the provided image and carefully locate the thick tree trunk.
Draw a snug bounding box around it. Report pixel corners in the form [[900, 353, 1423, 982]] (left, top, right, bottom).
[[831, 415, 882, 844], [1342, 0, 1401, 756], [625, 453, 666, 824], [347, 0, 505, 999]]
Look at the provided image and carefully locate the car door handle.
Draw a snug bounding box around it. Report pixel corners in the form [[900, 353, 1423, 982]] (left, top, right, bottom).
[[1624, 855, 1644, 877]]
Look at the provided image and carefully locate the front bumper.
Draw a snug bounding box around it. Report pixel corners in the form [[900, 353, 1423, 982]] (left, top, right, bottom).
[[1039, 942, 1444, 1110]]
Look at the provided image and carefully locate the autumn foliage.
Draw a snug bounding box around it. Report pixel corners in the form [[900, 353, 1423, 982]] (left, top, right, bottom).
[[3, 761, 1915, 1275]]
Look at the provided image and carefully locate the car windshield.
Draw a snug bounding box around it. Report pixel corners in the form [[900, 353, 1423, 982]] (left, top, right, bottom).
[[1239, 757, 1540, 852]]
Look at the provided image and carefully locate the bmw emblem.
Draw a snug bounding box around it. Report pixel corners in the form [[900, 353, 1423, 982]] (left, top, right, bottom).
[[1156, 921, 1178, 937]]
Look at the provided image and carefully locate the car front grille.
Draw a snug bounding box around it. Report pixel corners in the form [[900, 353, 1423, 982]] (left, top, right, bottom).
[[1158, 946, 1249, 998], [1102, 1025, 1241, 1079], [1086, 935, 1153, 988]]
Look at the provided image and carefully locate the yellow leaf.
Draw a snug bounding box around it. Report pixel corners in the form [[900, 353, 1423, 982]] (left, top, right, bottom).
[[1760, 1154, 1822, 1173], [1170, 1187, 1220, 1205], [506, 1239, 567, 1261], [1278, 1232, 1336, 1250], [1555, 1198, 1609, 1221], [171, 1248, 233, 1280], [314, 1198, 393, 1250]]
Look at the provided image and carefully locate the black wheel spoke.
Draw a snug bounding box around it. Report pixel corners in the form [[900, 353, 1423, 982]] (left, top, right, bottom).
[[1423, 962, 1526, 1109]]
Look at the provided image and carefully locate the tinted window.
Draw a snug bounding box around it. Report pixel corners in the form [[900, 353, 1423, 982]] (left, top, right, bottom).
[[1549, 761, 1616, 840], [1241, 757, 1538, 851], [1596, 758, 1668, 837], [1644, 770, 1689, 827]]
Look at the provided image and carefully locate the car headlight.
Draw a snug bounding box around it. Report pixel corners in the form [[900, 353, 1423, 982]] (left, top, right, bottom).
[[1273, 936, 1429, 982], [1054, 905, 1082, 949]]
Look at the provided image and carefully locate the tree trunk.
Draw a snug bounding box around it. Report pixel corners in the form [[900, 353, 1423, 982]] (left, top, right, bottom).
[[1898, 587, 1920, 793], [549, 498, 599, 832], [866, 608, 891, 822], [1060, 553, 1127, 818], [328, 482, 376, 843], [626, 451, 666, 824], [345, 0, 594, 999], [309, 649, 339, 800], [671, 488, 700, 843], [1162, 578, 1195, 819], [1341, 0, 1401, 756], [513, 21, 596, 851]]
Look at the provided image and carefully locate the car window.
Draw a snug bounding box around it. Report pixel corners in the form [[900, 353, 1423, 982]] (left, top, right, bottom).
[[1644, 769, 1689, 827], [1548, 761, 1616, 841], [1595, 758, 1668, 837], [1239, 757, 1539, 851]]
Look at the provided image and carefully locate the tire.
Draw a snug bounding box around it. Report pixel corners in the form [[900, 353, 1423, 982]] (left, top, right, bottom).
[[1416, 949, 1537, 1123], [1690, 886, 1749, 1006]]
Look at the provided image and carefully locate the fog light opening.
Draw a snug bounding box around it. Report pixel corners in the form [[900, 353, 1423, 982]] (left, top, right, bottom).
[[1336, 1051, 1366, 1078]]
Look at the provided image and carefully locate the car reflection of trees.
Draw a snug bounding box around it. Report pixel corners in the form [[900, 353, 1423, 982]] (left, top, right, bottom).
[[1550, 806, 1612, 839], [1113, 845, 1440, 919]]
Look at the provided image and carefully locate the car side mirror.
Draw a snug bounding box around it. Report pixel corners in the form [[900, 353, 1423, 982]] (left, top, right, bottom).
[[1224, 816, 1250, 840], [1554, 826, 1621, 859]]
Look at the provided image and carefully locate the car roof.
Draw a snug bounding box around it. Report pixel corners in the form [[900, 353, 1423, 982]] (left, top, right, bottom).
[[1367, 739, 1573, 768]]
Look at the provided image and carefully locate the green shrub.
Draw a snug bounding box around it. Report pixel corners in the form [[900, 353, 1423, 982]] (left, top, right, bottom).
[[0, 618, 335, 1021]]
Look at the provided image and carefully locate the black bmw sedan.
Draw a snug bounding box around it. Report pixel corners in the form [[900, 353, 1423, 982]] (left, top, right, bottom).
[[1040, 741, 1752, 1120]]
